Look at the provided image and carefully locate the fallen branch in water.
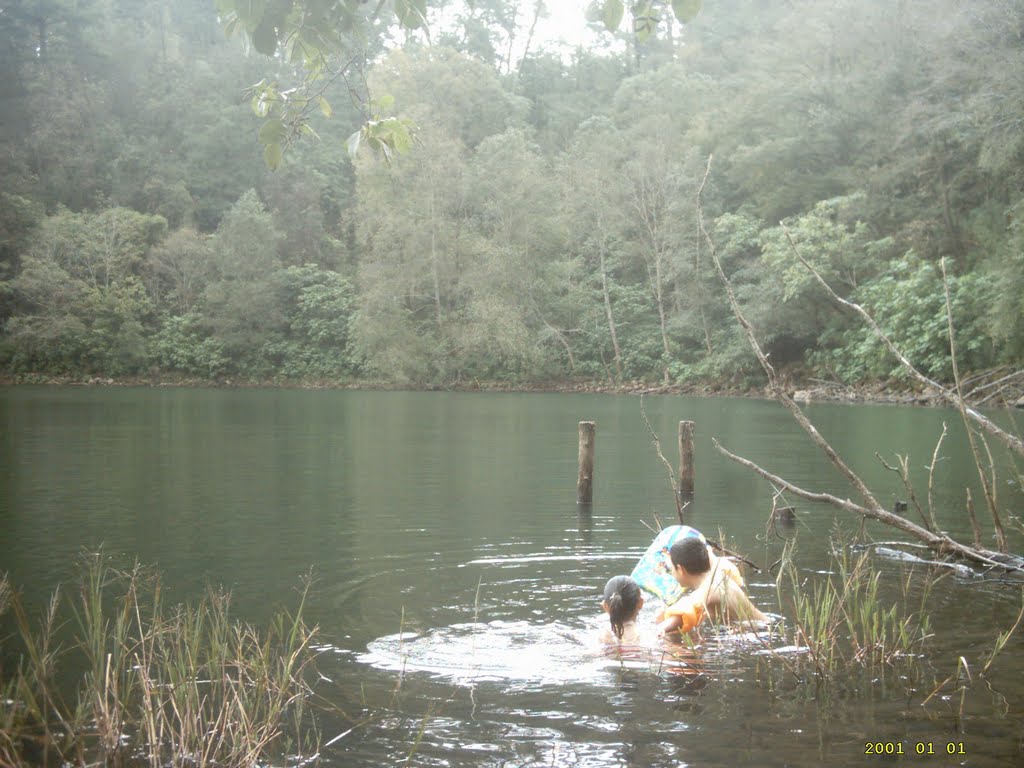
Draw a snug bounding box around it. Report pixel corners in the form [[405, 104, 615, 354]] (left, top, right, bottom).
[[712, 438, 1017, 571], [696, 154, 1024, 574]]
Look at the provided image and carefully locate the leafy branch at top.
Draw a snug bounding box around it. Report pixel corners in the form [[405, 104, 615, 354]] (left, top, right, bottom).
[[223, 0, 708, 167], [590, 0, 703, 42], [216, 0, 428, 168]]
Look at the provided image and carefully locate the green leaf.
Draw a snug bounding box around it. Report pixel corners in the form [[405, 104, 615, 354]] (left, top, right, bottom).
[[671, 0, 702, 23], [389, 120, 412, 154], [346, 129, 362, 160], [318, 96, 332, 118], [378, 93, 395, 112], [259, 118, 288, 144], [250, 84, 275, 117], [263, 142, 283, 170], [632, 1, 657, 42], [602, 0, 624, 31], [252, 17, 278, 55]]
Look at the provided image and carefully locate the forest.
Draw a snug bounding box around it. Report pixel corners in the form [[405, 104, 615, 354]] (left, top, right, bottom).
[[1, 0, 1022, 391]]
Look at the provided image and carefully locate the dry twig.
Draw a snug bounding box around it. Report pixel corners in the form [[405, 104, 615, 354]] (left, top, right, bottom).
[[639, 394, 686, 523]]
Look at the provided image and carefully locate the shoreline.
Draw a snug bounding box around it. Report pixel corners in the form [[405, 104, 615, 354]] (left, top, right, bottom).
[[3, 372, 1017, 408]]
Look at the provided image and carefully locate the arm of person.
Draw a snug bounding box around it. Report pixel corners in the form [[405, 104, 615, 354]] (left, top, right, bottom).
[[655, 612, 682, 636], [657, 598, 705, 635], [720, 584, 767, 624]]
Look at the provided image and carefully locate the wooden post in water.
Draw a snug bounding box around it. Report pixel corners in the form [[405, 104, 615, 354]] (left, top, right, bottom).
[[577, 421, 596, 504], [678, 420, 695, 498]]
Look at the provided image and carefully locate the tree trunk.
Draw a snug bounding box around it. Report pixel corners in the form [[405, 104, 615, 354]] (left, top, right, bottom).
[[598, 235, 623, 384], [429, 187, 443, 334], [654, 252, 671, 385], [516, 0, 544, 78]]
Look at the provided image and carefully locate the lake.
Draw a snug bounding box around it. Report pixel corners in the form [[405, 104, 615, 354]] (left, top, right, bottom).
[[1, 386, 1022, 766]]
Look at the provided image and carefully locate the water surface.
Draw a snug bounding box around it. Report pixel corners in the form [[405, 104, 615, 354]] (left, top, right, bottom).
[[1, 386, 1022, 766]]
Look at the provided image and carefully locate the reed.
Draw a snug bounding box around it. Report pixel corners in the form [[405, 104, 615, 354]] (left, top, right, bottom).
[[0, 553, 322, 767], [773, 538, 933, 681]]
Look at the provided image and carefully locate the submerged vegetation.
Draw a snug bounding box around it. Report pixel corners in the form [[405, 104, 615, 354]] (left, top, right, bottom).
[[0, 555, 322, 767]]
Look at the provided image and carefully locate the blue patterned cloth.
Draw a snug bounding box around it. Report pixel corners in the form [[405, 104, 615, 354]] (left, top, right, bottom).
[[629, 525, 705, 606]]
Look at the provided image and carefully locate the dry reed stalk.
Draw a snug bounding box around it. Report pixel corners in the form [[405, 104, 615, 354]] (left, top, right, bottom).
[[0, 556, 323, 767], [639, 394, 686, 523], [926, 423, 947, 533]]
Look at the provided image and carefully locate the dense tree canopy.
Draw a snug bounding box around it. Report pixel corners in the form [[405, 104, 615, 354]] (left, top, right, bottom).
[[1, 0, 1022, 390]]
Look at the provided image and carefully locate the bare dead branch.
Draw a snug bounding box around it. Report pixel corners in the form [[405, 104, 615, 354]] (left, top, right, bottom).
[[941, 258, 1008, 553], [968, 369, 1024, 405], [876, 451, 931, 532], [639, 394, 685, 523], [766, 486, 798, 542], [926, 423, 947, 533], [713, 439, 1013, 572], [697, 156, 886, 517], [781, 226, 1024, 458], [966, 488, 983, 550], [696, 155, 1024, 573]]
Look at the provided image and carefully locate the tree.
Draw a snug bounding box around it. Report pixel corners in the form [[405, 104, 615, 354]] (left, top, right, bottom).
[[368, 47, 529, 150], [201, 190, 286, 376], [753, 194, 894, 368], [274, 264, 360, 379], [145, 229, 214, 316], [621, 129, 698, 385], [214, 0, 705, 163], [353, 122, 468, 383], [810, 254, 997, 383], [562, 117, 629, 384], [461, 127, 561, 379], [1, 208, 165, 375], [0, 192, 43, 293]]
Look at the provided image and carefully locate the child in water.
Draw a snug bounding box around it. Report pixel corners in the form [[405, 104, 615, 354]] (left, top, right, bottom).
[[656, 536, 766, 635], [598, 575, 645, 644]]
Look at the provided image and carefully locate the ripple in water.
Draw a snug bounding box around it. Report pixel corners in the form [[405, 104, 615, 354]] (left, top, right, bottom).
[[358, 607, 790, 690]]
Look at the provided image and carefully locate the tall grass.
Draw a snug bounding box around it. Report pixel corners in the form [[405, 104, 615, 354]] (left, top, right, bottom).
[[0, 553, 322, 767], [772, 538, 934, 681]]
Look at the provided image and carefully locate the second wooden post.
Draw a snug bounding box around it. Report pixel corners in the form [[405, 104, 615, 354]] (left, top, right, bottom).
[[577, 421, 596, 504], [678, 420, 695, 497]]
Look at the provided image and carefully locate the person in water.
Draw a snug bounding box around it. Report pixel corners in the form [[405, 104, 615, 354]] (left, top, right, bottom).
[[656, 536, 766, 635], [599, 575, 645, 644], [657, 530, 745, 591]]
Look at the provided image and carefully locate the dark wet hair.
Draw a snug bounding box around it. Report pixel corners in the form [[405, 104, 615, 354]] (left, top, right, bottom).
[[669, 537, 710, 575], [603, 575, 642, 640]]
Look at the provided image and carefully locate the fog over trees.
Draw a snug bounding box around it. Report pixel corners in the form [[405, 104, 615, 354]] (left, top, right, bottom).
[[1, 0, 1022, 388]]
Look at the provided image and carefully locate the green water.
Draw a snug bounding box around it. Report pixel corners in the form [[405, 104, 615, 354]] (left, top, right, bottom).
[[2, 386, 1022, 766]]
